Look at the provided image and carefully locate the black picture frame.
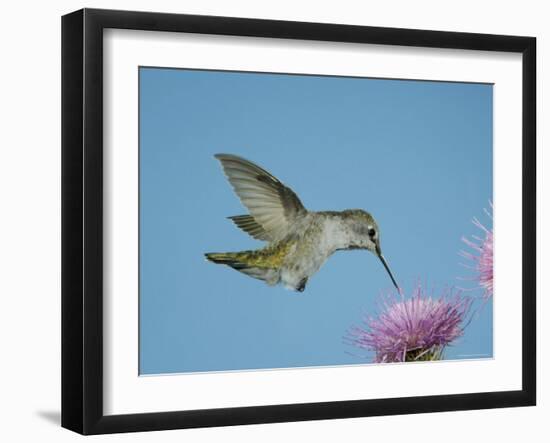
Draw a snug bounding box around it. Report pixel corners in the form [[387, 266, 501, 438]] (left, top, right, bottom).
[[62, 8, 536, 435]]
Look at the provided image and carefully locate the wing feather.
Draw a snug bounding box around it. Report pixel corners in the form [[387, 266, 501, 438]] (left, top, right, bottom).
[[228, 215, 271, 241], [215, 154, 306, 240]]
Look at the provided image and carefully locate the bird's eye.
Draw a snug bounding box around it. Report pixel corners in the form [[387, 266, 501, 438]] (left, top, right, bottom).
[[368, 227, 376, 237]]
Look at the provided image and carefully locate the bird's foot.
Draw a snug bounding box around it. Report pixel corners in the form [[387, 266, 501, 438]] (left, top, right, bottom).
[[296, 278, 308, 292]]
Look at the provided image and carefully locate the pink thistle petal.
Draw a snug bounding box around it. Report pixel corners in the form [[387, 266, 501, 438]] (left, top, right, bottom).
[[460, 203, 493, 299], [345, 284, 472, 363]]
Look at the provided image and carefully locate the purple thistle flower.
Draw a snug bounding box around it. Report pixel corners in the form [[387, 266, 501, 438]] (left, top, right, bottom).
[[346, 285, 472, 363], [460, 203, 493, 299]]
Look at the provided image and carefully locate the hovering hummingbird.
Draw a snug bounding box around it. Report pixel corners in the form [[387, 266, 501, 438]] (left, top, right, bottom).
[[205, 154, 399, 293]]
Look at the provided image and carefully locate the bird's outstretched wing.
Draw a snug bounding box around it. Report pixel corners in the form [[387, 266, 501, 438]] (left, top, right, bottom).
[[215, 154, 307, 241]]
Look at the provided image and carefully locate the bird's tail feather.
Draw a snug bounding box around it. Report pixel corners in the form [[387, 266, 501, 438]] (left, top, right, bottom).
[[205, 251, 278, 284], [205, 252, 247, 269]]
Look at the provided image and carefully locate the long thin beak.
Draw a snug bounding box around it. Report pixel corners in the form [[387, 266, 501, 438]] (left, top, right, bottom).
[[377, 251, 400, 292]]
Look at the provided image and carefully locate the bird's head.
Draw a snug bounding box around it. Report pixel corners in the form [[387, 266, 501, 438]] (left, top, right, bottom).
[[342, 209, 400, 292]]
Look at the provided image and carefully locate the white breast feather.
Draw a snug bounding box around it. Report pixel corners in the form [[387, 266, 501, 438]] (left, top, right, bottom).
[[319, 217, 350, 254]]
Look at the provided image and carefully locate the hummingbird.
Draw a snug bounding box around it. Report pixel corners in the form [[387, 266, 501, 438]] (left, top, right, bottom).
[[205, 154, 399, 293]]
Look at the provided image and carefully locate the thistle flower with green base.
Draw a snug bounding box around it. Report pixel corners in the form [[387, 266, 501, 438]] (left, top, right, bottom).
[[346, 284, 472, 363]]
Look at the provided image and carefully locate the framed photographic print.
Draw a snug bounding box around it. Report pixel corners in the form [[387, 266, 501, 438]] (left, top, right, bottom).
[[61, 8, 536, 435]]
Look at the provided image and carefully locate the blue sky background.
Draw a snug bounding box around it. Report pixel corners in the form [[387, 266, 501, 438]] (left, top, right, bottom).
[[139, 67, 493, 375]]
